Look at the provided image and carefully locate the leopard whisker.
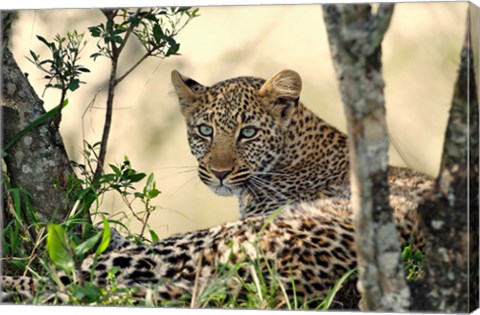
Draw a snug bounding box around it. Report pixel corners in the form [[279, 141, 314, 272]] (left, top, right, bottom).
[[151, 165, 198, 170], [247, 180, 275, 204], [156, 168, 198, 180], [250, 176, 289, 201], [248, 179, 287, 205], [169, 174, 202, 197], [247, 185, 260, 203]]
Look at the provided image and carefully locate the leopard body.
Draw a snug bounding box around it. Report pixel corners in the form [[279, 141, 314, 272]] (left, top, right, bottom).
[[1, 70, 434, 308]]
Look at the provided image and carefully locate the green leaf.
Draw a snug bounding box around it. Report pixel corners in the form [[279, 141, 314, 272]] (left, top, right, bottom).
[[77, 67, 91, 73], [128, 16, 140, 26], [36, 35, 52, 48], [147, 189, 161, 199], [99, 175, 117, 185], [413, 250, 424, 261], [96, 216, 111, 255], [128, 173, 146, 183], [402, 245, 412, 261], [164, 36, 176, 47], [177, 7, 192, 12], [67, 79, 80, 92], [75, 231, 102, 257], [90, 52, 102, 61], [166, 42, 180, 57], [112, 28, 127, 36], [146, 173, 155, 188], [112, 35, 124, 44], [149, 229, 159, 243], [152, 24, 164, 44], [28, 50, 39, 62], [109, 164, 121, 176], [188, 8, 201, 18], [7, 188, 26, 226], [47, 224, 74, 272]]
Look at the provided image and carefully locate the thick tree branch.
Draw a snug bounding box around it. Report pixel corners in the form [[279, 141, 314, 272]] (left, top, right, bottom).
[[2, 48, 73, 222], [1, 11, 18, 52], [323, 4, 410, 311], [410, 10, 478, 312]]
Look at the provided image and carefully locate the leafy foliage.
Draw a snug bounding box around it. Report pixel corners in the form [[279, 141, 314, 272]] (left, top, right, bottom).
[[1, 174, 41, 274], [69, 142, 162, 241], [402, 244, 424, 281], [89, 7, 199, 61], [27, 31, 89, 97], [3, 4, 195, 306], [47, 224, 75, 274]]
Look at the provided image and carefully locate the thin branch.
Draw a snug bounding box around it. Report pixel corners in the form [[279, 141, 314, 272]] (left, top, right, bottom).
[[115, 43, 166, 86], [93, 8, 154, 178], [117, 8, 141, 55], [114, 51, 150, 86], [93, 55, 118, 181]]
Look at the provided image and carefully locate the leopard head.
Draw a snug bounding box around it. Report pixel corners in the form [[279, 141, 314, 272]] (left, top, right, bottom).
[[171, 69, 302, 197]]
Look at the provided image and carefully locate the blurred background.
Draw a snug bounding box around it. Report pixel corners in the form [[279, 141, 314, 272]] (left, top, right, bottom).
[[9, 3, 468, 239]]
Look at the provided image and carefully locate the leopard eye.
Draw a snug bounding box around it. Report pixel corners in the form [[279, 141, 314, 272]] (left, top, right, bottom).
[[198, 124, 214, 137], [239, 127, 258, 139]]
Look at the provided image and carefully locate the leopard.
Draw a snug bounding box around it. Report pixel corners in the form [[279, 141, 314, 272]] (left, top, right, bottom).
[[1, 69, 435, 309], [171, 69, 433, 219]]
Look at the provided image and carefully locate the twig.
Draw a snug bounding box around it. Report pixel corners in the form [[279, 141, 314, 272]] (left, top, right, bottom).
[[139, 208, 152, 239], [116, 8, 141, 55], [22, 226, 46, 277]]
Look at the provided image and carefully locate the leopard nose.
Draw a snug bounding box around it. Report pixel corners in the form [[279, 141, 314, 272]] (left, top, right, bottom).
[[210, 169, 232, 180]]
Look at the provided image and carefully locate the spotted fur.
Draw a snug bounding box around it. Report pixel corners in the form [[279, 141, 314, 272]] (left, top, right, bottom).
[[1, 70, 434, 308], [172, 69, 351, 217]]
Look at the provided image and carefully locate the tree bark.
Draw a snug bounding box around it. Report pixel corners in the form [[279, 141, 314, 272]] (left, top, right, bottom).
[[409, 10, 479, 312], [2, 47, 73, 222], [323, 4, 410, 311], [1, 11, 18, 52]]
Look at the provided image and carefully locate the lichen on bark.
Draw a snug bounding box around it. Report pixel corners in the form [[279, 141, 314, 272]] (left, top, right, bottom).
[[409, 9, 479, 312], [2, 47, 73, 222]]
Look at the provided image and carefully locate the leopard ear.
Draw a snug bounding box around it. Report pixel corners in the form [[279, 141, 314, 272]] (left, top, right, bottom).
[[258, 70, 302, 120], [171, 70, 205, 117]]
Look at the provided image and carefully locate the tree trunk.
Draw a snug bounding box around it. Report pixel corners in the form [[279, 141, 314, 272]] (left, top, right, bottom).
[[323, 4, 410, 311], [409, 9, 479, 312], [2, 47, 73, 222]]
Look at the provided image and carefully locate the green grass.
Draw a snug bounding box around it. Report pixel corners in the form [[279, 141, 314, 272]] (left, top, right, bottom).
[[402, 243, 425, 281]]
